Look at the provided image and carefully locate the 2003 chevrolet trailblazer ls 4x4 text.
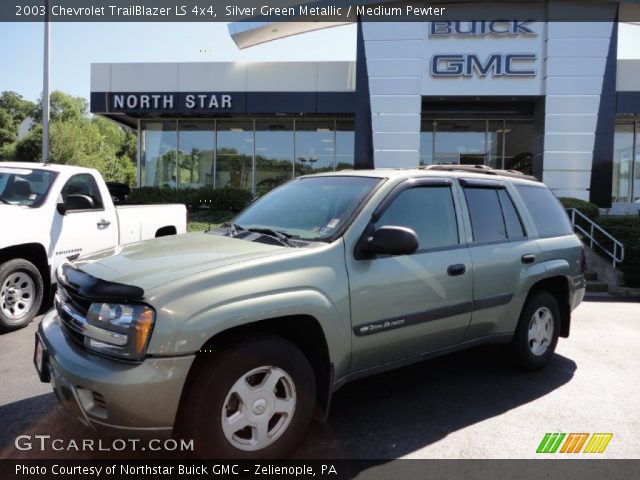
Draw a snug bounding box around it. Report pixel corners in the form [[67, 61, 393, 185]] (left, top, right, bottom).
[[34, 166, 586, 458]]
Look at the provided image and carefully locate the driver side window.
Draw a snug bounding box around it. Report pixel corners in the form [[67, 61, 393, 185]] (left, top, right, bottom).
[[60, 174, 104, 210], [375, 186, 459, 251]]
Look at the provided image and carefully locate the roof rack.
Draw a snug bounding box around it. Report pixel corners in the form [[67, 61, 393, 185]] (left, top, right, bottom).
[[418, 164, 540, 182]]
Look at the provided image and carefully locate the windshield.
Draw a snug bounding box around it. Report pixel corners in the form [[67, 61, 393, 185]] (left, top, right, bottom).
[[0, 167, 57, 208], [233, 176, 382, 242]]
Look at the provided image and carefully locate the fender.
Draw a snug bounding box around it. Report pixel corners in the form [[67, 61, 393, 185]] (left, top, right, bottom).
[[151, 288, 351, 380]]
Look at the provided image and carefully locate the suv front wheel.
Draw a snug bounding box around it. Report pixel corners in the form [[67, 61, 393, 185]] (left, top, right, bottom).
[[177, 336, 316, 458], [512, 290, 560, 370]]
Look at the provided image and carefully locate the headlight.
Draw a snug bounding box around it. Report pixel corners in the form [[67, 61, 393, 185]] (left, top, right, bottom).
[[85, 303, 155, 360]]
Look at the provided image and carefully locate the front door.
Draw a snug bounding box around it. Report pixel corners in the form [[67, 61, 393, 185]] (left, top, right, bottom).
[[51, 173, 117, 272], [347, 179, 473, 372]]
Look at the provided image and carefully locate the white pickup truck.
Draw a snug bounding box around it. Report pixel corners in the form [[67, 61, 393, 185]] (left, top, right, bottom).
[[0, 162, 187, 331]]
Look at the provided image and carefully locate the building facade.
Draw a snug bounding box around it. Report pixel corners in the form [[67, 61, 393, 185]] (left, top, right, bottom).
[[90, 2, 640, 210]]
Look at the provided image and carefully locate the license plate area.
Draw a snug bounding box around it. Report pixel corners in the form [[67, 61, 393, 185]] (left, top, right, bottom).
[[34, 332, 50, 383]]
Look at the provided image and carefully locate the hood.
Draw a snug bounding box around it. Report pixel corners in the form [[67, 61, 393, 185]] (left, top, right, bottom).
[[73, 233, 288, 293]]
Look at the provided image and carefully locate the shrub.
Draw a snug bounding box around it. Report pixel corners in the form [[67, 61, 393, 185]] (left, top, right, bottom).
[[597, 215, 640, 288], [126, 186, 193, 205], [127, 186, 253, 213], [559, 197, 600, 220]]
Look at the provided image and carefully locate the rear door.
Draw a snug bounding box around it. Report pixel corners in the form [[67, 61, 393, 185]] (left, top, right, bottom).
[[347, 178, 474, 372], [458, 178, 541, 339]]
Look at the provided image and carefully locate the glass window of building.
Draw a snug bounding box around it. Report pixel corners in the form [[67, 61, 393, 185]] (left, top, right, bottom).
[[419, 120, 435, 166], [487, 120, 503, 169], [612, 123, 635, 203], [255, 120, 294, 196], [216, 120, 254, 191], [420, 118, 535, 174], [295, 120, 335, 176], [433, 119, 487, 165], [178, 122, 215, 189], [335, 119, 355, 170], [141, 121, 177, 188], [503, 120, 535, 174]]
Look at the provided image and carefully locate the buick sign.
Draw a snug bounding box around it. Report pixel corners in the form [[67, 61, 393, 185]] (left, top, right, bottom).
[[429, 21, 537, 37]]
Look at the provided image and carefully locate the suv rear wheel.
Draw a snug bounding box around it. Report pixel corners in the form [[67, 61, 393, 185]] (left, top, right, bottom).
[[177, 336, 315, 458], [512, 290, 560, 370]]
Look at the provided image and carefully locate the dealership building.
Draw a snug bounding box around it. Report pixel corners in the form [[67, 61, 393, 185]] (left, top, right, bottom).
[[90, 1, 640, 210]]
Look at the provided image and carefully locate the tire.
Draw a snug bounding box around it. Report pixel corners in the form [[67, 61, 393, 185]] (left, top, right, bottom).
[[177, 336, 316, 459], [511, 290, 560, 370], [0, 259, 44, 332]]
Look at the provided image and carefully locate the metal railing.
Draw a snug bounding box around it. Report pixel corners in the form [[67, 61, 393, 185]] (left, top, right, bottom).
[[567, 208, 625, 268]]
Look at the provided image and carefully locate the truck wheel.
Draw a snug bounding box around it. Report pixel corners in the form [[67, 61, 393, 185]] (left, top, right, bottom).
[[177, 336, 315, 458], [0, 259, 44, 332], [512, 290, 560, 370]]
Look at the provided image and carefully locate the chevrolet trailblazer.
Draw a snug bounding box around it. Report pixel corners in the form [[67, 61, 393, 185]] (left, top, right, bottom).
[[34, 166, 585, 458]]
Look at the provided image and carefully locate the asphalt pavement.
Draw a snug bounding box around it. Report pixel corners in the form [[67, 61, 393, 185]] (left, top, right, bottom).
[[1, 296, 638, 460]]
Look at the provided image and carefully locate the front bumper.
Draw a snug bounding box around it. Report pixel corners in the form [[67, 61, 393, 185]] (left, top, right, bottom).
[[37, 310, 195, 435]]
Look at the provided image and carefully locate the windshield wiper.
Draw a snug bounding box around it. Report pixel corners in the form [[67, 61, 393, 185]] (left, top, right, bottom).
[[220, 222, 246, 237], [246, 227, 298, 248], [0, 198, 11, 205]]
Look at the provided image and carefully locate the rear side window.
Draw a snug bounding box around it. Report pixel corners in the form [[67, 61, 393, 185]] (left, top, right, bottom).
[[498, 189, 526, 239], [463, 187, 526, 243], [463, 188, 506, 243], [515, 185, 572, 238]]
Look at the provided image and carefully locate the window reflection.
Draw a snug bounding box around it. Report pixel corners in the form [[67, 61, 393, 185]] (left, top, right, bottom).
[[141, 121, 177, 188], [336, 120, 355, 171], [139, 118, 355, 193], [255, 120, 293, 196], [178, 122, 214, 188], [419, 118, 534, 174], [295, 120, 335, 176], [612, 123, 634, 203], [216, 121, 254, 190]]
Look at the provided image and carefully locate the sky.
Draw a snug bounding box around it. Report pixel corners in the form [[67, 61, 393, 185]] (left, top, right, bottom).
[[0, 21, 639, 103]]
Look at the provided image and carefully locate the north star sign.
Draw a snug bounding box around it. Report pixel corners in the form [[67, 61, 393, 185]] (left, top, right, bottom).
[[110, 93, 232, 112], [429, 20, 538, 78]]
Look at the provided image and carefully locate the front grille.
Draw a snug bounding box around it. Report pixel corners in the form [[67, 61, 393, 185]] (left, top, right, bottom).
[[55, 283, 90, 347]]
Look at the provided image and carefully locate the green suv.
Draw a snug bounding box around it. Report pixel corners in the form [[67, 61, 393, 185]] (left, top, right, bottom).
[[35, 166, 586, 458]]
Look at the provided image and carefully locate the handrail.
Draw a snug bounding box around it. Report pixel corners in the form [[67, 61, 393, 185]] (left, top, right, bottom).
[[567, 208, 624, 268]]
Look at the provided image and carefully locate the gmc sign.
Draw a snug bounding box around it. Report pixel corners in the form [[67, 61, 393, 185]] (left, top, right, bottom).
[[431, 54, 537, 77]]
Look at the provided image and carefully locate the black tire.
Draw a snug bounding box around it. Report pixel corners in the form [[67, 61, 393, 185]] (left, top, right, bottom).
[[512, 290, 560, 370], [0, 259, 44, 332], [176, 336, 316, 459]]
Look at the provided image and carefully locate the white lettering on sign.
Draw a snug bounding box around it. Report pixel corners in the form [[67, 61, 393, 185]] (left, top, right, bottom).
[[112, 93, 232, 111], [184, 94, 232, 109]]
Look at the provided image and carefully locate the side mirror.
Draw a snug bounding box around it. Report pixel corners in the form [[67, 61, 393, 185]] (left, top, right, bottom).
[[360, 225, 419, 258], [57, 194, 94, 215]]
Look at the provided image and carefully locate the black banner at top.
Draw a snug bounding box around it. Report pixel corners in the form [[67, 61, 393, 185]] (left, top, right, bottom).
[[0, 0, 636, 23]]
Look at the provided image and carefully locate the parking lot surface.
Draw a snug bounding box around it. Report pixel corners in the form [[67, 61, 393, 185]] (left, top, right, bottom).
[[1, 297, 638, 459]]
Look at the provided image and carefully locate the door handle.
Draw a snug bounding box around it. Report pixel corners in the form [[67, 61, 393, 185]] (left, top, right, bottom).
[[447, 264, 466, 276], [521, 254, 536, 264], [97, 219, 111, 228]]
